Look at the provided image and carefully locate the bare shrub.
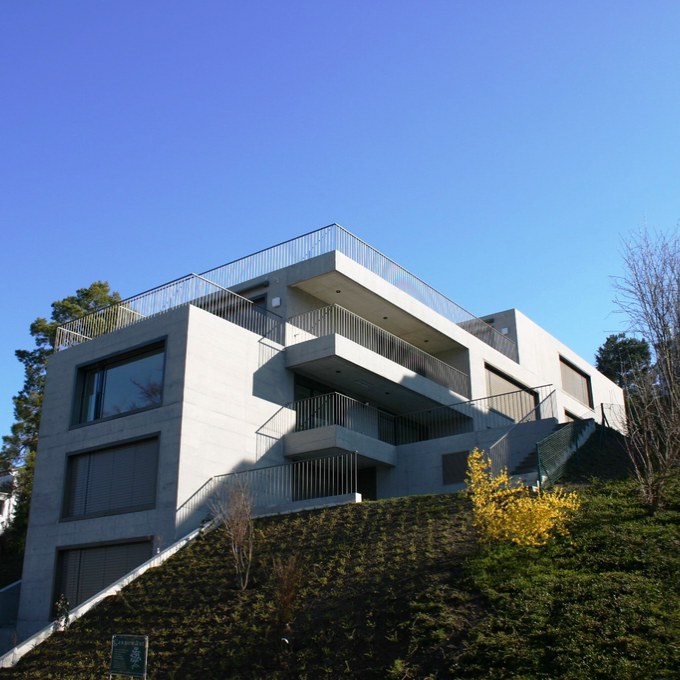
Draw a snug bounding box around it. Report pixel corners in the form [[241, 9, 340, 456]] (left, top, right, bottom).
[[211, 480, 254, 590], [270, 553, 304, 652]]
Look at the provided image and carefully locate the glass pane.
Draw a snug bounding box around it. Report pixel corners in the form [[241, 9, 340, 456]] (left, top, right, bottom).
[[100, 348, 164, 418], [79, 368, 98, 423]]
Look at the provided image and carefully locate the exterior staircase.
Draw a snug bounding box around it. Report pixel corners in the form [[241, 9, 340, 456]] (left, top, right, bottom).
[[510, 418, 597, 487]]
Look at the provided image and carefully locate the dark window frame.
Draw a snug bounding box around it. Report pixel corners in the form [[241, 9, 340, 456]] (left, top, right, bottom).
[[71, 341, 166, 427]]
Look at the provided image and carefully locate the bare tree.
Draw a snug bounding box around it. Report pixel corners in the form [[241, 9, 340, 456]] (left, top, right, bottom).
[[211, 480, 255, 590], [613, 226, 680, 512]]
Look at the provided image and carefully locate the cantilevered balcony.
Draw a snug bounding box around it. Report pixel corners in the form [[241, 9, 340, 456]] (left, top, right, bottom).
[[286, 305, 471, 402], [257, 387, 556, 466]]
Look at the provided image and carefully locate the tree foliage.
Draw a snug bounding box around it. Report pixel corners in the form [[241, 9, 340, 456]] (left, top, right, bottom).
[[1, 282, 120, 551], [595, 333, 651, 390]]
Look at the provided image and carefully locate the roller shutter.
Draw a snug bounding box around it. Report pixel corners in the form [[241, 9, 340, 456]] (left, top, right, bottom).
[[63, 439, 158, 519], [55, 540, 152, 610]]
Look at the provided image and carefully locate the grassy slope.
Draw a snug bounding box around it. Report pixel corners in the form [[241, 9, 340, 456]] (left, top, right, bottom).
[[3, 431, 680, 679]]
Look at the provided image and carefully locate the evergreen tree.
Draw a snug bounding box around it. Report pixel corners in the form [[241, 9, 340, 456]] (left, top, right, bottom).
[[1, 282, 120, 552], [595, 333, 651, 391]]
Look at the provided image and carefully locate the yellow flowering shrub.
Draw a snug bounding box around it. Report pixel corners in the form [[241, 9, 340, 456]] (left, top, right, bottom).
[[466, 448, 580, 547]]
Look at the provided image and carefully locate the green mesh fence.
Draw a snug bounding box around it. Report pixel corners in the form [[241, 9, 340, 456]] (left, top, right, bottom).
[[536, 419, 594, 487]]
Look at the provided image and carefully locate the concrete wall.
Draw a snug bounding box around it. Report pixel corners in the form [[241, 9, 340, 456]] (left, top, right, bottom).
[[18, 304, 292, 638], [376, 419, 557, 499], [175, 306, 292, 511]]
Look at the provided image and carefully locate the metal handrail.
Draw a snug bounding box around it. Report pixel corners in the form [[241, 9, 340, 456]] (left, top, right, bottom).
[[54, 273, 283, 350], [287, 304, 472, 398], [200, 224, 518, 361], [487, 389, 558, 476]]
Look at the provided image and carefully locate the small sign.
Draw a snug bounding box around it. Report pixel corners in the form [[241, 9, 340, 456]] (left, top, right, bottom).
[[110, 635, 148, 679]]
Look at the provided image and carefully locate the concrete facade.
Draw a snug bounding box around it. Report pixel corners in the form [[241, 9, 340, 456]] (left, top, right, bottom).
[[17, 226, 624, 637]]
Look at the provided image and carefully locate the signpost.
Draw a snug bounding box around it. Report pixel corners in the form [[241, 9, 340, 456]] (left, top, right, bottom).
[[109, 635, 148, 679]]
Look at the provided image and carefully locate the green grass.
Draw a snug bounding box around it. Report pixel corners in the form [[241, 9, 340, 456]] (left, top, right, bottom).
[[3, 433, 680, 679]]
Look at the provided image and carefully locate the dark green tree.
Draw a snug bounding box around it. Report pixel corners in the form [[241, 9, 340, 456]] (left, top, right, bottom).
[[1, 282, 120, 552], [595, 333, 651, 390]]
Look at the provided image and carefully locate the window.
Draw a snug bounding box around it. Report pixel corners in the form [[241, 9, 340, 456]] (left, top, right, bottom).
[[485, 365, 537, 422], [54, 540, 152, 611], [560, 357, 593, 408], [62, 439, 159, 520], [74, 344, 165, 424], [442, 451, 469, 485]]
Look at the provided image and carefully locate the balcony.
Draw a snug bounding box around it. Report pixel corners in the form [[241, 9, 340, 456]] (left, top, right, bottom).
[[257, 387, 556, 467], [286, 305, 471, 403]]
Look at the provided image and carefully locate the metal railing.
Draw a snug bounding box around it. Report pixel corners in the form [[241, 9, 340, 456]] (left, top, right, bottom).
[[201, 224, 518, 361], [536, 419, 596, 488], [54, 273, 283, 350], [258, 386, 556, 452], [393, 385, 555, 445], [258, 393, 396, 446], [176, 452, 357, 529], [287, 305, 471, 398], [487, 389, 558, 476], [292, 393, 396, 444]]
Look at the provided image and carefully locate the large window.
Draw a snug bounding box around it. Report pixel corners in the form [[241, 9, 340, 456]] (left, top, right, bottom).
[[54, 540, 152, 611], [62, 439, 159, 520], [74, 344, 165, 424], [560, 357, 593, 408]]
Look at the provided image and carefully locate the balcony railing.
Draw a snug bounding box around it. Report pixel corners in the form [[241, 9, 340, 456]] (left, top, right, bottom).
[[200, 224, 518, 361], [287, 305, 472, 398], [259, 387, 556, 451], [176, 452, 358, 529], [264, 393, 397, 446], [54, 273, 284, 350], [393, 384, 555, 444]]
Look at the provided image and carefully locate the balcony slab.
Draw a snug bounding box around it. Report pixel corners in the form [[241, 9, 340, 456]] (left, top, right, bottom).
[[285, 334, 467, 413], [284, 425, 397, 467]]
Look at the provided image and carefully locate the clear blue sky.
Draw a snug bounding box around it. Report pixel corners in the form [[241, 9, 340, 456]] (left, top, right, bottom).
[[2, 1, 679, 440]]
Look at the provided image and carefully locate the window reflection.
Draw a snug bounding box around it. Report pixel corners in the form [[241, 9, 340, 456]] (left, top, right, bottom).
[[75, 345, 165, 424]]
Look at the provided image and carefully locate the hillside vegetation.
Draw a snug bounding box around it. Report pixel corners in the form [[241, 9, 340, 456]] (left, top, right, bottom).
[[2, 433, 680, 679]]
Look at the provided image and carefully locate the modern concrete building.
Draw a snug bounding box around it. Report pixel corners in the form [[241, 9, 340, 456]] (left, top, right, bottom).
[[16, 224, 624, 637]]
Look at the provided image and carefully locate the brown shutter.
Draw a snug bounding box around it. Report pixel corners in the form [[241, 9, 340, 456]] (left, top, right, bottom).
[[56, 541, 152, 609], [63, 439, 158, 519], [560, 359, 592, 407]]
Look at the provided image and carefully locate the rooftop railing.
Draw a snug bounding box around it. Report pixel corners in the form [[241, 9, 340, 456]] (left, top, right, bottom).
[[54, 273, 284, 351], [54, 224, 517, 360], [287, 304, 472, 398], [200, 224, 518, 361]]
